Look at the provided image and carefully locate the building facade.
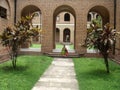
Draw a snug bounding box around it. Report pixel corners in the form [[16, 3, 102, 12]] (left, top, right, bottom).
[[0, 0, 120, 56]]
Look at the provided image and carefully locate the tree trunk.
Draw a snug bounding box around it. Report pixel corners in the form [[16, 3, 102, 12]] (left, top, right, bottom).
[[12, 58, 17, 69], [103, 54, 110, 73], [11, 52, 17, 69]]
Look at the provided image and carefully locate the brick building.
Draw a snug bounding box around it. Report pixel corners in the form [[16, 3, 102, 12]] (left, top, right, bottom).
[[0, 0, 120, 57]]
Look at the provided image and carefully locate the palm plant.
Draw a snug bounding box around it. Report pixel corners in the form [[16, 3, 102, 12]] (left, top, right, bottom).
[[0, 15, 40, 68], [84, 22, 116, 73]]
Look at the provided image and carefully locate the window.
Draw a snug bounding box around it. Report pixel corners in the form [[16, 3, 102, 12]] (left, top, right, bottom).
[[0, 6, 7, 19], [64, 13, 70, 21], [87, 13, 91, 21]]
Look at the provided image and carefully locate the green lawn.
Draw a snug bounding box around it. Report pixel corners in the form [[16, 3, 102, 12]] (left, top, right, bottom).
[[0, 55, 53, 90], [30, 44, 41, 48], [73, 58, 120, 90], [56, 43, 63, 49], [56, 43, 74, 49], [30, 43, 74, 49], [1, 55, 119, 90]]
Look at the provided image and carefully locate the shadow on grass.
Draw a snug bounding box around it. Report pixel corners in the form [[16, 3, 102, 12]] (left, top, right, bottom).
[[80, 69, 112, 80], [1, 65, 28, 72], [80, 69, 111, 78], [89, 69, 109, 75]]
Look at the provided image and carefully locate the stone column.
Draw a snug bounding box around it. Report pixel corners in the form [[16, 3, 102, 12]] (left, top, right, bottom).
[[89, 12, 94, 21], [61, 28, 64, 43], [70, 27, 74, 44]]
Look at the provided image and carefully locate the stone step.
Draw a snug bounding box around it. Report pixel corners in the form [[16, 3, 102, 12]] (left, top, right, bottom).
[[46, 52, 82, 58]]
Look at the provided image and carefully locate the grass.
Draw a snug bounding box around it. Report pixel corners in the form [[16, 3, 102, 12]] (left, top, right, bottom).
[[30, 44, 41, 48], [73, 58, 120, 90], [56, 43, 74, 49], [0, 55, 53, 90], [56, 43, 63, 49], [30, 43, 74, 49]]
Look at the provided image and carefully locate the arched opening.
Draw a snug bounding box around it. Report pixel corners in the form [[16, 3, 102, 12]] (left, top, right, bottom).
[[64, 13, 70, 21], [87, 12, 102, 29], [21, 5, 42, 51], [88, 6, 109, 27], [87, 13, 91, 21], [87, 6, 110, 53], [63, 28, 70, 42], [53, 5, 76, 52]]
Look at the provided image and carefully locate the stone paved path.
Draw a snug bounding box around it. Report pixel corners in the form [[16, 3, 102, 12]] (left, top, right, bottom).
[[32, 58, 79, 90]]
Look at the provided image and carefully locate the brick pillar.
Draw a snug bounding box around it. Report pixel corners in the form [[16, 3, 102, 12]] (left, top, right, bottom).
[[75, 12, 87, 54], [116, 0, 120, 55], [41, 11, 54, 53]]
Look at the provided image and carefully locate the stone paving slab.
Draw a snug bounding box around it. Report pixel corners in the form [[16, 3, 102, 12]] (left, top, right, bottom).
[[32, 58, 79, 90], [33, 86, 77, 90], [35, 81, 78, 88]]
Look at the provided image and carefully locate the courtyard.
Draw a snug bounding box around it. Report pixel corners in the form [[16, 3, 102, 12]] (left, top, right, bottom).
[[0, 55, 120, 90], [0, 0, 120, 90]]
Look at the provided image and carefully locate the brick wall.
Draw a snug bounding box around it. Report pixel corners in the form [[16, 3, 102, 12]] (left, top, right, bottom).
[[0, 0, 14, 62], [0, 0, 115, 55], [115, 0, 120, 63], [116, 0, 120, 49]]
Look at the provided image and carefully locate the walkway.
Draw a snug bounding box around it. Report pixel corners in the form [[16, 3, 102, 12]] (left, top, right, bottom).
[[32, 58, 79, 90]]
